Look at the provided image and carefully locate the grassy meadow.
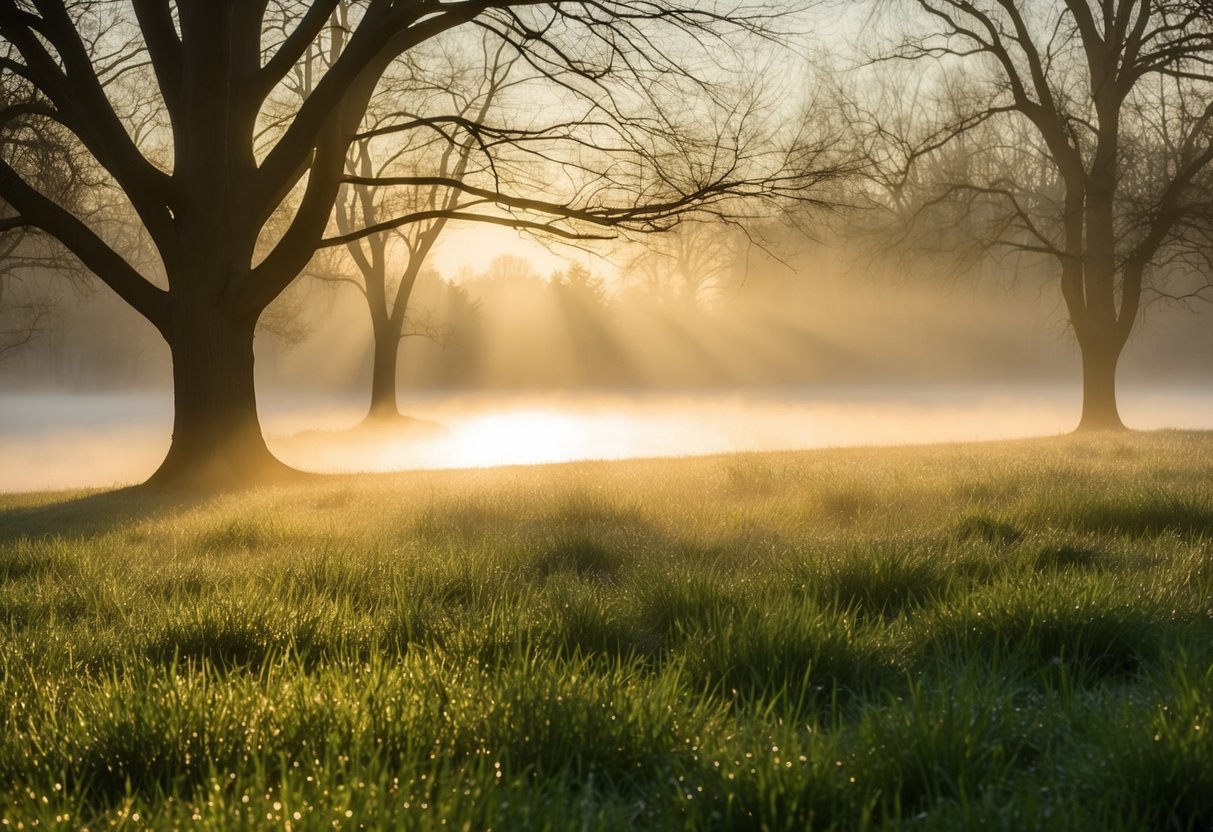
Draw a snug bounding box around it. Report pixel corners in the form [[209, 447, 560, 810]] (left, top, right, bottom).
[[1, 431, 1212, 830]]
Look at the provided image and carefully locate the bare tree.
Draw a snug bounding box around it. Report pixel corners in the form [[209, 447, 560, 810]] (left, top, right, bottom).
[[624, 221, 746, 306], [306, 27, 523, 424], [0, 226, 53, 360], [0, 1, 838, 488], [873, 0, 1213, 430], [0, 73, 86, 361]]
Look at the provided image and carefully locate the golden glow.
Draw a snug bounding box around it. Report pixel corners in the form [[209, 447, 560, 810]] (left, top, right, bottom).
[[443, 409, 599, 467], [271, 389, 1208, 475], [431, 226, 580, 279], [4, 389, 1213, 491]]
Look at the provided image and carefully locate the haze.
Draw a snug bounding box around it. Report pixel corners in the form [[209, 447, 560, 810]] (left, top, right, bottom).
[[4, 233, 1210, 492], [2, 385, 1211, 493]]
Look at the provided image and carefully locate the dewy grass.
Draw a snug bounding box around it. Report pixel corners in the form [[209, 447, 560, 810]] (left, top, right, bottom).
[[1, 432, 1212, 829]]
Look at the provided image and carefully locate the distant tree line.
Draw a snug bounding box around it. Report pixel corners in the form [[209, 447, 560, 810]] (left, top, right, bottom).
[[4, 218, 1211, 395]]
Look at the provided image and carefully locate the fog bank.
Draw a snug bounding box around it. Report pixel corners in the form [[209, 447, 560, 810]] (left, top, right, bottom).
[[3, 386, 1211, 492]]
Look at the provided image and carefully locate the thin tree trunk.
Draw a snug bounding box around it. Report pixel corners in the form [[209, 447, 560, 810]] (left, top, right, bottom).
[[148, 302, 300, 488], [1075, 335, 1127, 432], [366, 329, 402, 421]]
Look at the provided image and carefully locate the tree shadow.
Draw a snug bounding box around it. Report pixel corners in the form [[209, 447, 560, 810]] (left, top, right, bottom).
[[0, 486, 203, 543], [1055, 494, 1213, 541]]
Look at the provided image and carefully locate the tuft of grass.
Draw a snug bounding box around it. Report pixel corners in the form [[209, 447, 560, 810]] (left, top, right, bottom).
[[531, 535, 625, 579], [819, 483, 880, 523], [682, 601, 894, 715], [914, 578, 1185, 683], [1099, 663, 1213, 830], [1029, 541, 1104, 572], [853, 667, 1048, 822], [794, 543, 950, 618], [955, 513, 1025, 546], [1037, 491, 1213, 540]]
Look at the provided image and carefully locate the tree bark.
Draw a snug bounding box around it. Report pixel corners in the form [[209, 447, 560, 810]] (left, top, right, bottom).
[[147, 300, 301, 488], [1075, 334, 1127, 432], [366, 326, 402, 421]]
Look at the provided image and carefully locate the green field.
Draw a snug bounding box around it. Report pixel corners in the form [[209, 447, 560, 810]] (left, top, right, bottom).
[[2, 432, 1212, 830]]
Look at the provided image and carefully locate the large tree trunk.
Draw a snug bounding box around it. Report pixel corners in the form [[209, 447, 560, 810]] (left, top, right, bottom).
[[147, 301, 300, 489], [1075, 334, 1127, 432], [365, 327, 402, 422]]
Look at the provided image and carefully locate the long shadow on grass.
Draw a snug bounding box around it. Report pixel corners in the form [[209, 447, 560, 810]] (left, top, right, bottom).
[[0, 487, 200, 542], [1060, 493, 1213, 540]]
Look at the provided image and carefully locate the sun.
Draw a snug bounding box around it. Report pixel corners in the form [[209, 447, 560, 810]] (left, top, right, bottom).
[[445, 409, 596, 468]]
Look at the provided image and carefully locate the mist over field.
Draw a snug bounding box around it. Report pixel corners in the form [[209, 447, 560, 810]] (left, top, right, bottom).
[[3, 238, 1211, 492], [2, 384, 1211, 492]]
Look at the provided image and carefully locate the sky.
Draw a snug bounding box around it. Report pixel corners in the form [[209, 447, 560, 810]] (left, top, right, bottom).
[[429, 225, 605, 282]]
